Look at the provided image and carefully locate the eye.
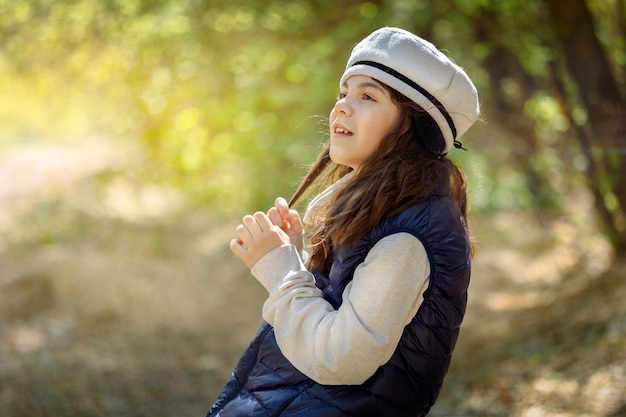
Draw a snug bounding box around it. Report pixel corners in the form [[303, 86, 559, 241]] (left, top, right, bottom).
[[337, 92, 347, 100], [362, 93, 376, 101]]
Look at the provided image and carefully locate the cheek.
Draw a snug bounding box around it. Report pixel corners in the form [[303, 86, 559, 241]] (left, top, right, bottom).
[[329, 107, 337, 122], [370, 123, 389, 144], [378, 111, 401, 139]]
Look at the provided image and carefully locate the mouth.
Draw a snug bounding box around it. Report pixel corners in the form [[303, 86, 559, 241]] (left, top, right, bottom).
[[332, 124, 353, 136]]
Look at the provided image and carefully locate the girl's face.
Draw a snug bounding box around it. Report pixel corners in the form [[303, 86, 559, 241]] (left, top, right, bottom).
[[329, 75, 401, 171]]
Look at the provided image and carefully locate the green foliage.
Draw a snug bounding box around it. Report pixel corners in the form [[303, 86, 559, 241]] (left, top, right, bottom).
[[1, 0, 396, 213], [0, 0, 623, 234]]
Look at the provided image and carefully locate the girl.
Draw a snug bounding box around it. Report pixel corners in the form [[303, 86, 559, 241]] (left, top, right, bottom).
[[207, 27, 480, 417]]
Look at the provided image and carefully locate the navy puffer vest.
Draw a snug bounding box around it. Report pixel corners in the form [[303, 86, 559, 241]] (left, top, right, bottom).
[[207, 190, 470, 417]]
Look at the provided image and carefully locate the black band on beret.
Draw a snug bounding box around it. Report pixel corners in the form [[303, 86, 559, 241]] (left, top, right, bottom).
[[352, 60, 457, 139]]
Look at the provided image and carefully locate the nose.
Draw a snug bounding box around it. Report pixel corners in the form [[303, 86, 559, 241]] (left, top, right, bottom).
[[333, 96, 352, 116]]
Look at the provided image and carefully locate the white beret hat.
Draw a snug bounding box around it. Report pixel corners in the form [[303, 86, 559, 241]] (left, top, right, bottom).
[[340, 27, 480, 154]]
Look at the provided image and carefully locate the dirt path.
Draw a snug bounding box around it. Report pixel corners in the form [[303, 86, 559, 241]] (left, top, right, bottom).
[[0, 140, 624, 417], [0, 138, 119, 246]]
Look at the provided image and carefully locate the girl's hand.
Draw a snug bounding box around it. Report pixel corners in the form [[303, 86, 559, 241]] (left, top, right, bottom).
[[230, 211, 291, 269], [267, 197, 303, 240]]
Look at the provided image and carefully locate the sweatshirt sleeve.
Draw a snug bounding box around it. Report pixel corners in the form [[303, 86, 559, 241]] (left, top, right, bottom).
[[250, 232, 430, 385]]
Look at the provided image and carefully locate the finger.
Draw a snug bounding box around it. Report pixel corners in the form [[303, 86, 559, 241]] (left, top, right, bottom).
[[253, 211, 274, 232], [242, 214, 262, 235], [235, 224, 252, 243], [267, 207, 283, 227], [275, 197, 290, 219], [287, 210, 304, 235], [230, 238, 246, 257]]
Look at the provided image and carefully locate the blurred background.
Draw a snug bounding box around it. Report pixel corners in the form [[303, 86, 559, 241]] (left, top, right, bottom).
[[0, 0, 625, 416]]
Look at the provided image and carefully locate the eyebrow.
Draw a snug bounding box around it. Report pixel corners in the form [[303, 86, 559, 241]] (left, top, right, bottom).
[[341, 80, 388, 95]]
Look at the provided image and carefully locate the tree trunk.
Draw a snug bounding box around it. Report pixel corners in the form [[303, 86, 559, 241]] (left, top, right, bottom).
[[544, 0, 626, 256], [471, 6, 566, 213]]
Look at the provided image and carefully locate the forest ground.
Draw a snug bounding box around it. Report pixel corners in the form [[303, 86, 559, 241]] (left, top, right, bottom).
[[0, 139, 624, 417]]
